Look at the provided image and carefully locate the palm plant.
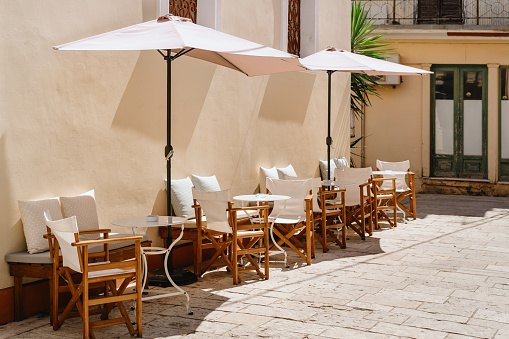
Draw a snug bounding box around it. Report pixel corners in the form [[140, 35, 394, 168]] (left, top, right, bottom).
[[350, 1, 394, 166], [350, 0, 394, 117]]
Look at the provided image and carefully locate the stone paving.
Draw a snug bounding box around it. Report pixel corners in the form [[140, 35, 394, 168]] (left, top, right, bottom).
[[2, 194, 509, 338]]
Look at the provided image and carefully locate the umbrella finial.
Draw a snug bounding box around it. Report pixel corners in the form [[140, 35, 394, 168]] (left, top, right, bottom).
[[157, 14, 192, 23], [326, 46, 337, 52], [157, 14, 173, 22]]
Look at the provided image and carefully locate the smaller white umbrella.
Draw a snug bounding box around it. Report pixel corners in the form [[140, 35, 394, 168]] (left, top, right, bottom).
[[300, 47, 432, 179]]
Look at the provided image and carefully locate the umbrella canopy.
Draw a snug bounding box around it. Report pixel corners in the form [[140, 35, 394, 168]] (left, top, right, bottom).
[[54, 14, 305, 215], [54, 15, 303, 76], [300, 47, 432, 76], [300, 47, 432, 180]]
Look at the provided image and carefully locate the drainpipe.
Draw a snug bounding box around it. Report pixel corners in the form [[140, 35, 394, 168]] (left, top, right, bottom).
[[361, 99, 366, 167]]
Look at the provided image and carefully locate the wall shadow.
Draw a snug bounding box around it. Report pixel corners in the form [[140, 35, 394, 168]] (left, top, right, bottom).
[[258, 72, 316, 123], [0, 135, 25, 253], [111, 51, 216, 152]]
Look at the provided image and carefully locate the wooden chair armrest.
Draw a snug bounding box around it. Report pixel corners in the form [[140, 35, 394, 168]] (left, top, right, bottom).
[[73, 235, 143, 247], [230, 205, 269, 212], [319, 187, 346, 195], [79, 229, 112, 235], [371, 177, 395, 182], [305, 194, 313, 201], [359, 182, 371, 188]]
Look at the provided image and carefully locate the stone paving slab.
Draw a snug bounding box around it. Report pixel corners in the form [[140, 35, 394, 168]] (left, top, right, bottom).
[[2, 194, 509, 338]]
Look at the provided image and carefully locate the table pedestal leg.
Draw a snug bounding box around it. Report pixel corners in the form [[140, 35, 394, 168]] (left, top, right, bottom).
[[148, 225, 197, 286]]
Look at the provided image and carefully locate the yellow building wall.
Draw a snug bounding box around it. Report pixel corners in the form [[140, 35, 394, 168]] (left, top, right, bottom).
[[0, 0, 350, 289], [361, 38, 509, 188]]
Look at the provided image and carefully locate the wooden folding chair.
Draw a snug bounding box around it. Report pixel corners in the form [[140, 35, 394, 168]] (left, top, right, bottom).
[[376, 160, 417, 220], [310, 178, 346, 252], [371, 177, 398, 229], [334, 167, 373, 239], [44, 211, 142, 339], [266, 178, 314, 266], [192, 188, 270, 284]]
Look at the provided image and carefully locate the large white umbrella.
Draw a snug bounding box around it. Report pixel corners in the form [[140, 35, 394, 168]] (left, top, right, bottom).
[[54, 14, 303, 206], [300, 47, 432, 179], [53, 14, 304, 285]]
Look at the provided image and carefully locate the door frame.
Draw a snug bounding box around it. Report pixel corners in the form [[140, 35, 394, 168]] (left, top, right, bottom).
[[430, 64, 488, 179]]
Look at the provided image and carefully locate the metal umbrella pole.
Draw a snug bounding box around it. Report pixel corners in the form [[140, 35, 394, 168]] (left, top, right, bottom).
[[326, 70, 334, 181], [149, 49, 197, 287]]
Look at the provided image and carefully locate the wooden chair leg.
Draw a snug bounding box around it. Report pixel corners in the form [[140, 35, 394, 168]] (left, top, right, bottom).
[[14, 276, 23, 322], [51, 273, 59, 329]]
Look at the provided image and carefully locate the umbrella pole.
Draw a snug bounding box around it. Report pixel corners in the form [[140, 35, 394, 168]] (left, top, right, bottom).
[[166, 50, 173, 216], [326, 70, 333, 181], [149, 49, 196, 287]]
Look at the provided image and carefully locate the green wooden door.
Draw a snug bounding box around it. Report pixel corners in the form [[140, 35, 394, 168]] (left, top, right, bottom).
[[431, 65, 488, 179]]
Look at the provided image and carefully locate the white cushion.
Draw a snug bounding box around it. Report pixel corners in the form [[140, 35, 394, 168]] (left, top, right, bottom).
[[169, 177, 195, 218], [334, 157, 350, 170], [18, 198, 63, 254], [191, 174, 221, 192], [277, 164, 297, 180], [319, 159, 336, 180], [259, 166, 278, 194], [60, 190, 100, 240]]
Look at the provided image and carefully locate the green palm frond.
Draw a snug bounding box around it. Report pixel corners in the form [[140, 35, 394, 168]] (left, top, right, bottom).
[[350, 1, 395, 117]]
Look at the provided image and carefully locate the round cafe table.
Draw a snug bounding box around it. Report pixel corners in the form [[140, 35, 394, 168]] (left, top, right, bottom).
[[111, 216, 192, 314]]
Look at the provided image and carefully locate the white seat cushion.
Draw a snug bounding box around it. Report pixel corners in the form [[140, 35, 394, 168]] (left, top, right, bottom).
[[18, 198, 63, 254], [168, 177, 195, 218], [5, 233, 150, 264], [319, 159, 337, 180], [259, 166, 278, 194], [60, 190, 100, 240], [277, 164, 297, 179], [191, 174, 221, 192]]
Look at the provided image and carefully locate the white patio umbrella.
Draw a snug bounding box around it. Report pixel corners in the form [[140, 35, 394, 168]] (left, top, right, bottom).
[[53, 14, 303, 217], [53, 14, 304, 285], [300, 47, 432, 180]]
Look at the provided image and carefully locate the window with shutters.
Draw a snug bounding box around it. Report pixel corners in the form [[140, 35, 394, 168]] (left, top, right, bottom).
[[417, 0, 463, 24], [169, 0, 197, 23], [288, 0, 300, 56]]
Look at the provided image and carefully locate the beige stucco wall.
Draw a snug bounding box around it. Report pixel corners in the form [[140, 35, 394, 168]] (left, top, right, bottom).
[[0, 0, 350, 289], [361, 38, 509, 187]]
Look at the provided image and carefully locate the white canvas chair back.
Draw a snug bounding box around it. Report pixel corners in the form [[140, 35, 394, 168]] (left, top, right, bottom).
[[334, 167, 372, 206], [310, 177, 323, 212], [192, 188, 232, 233], [376, 160, 410, 191], [44, 210, 82, 273], [266, 178, 312, 219]]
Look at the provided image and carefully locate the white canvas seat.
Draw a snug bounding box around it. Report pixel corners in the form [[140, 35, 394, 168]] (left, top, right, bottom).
[[44, 211, 142, 338], [376, 160, 417, 220], [192, 189, 269, 284], [266, 178, 314, 266], [334, 167, 373, 238]]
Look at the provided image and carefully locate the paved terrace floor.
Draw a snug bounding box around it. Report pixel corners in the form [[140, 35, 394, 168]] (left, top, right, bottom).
[[2, 193, 509, 339]]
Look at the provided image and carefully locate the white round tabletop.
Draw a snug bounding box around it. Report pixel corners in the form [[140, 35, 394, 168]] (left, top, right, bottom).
[[233, 194, 291, 202], [111, 216, 187, 228], [372, 170, 408, 175]]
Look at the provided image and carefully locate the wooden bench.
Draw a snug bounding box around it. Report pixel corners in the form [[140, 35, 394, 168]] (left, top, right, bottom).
[[5, 235, 151, 322]]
